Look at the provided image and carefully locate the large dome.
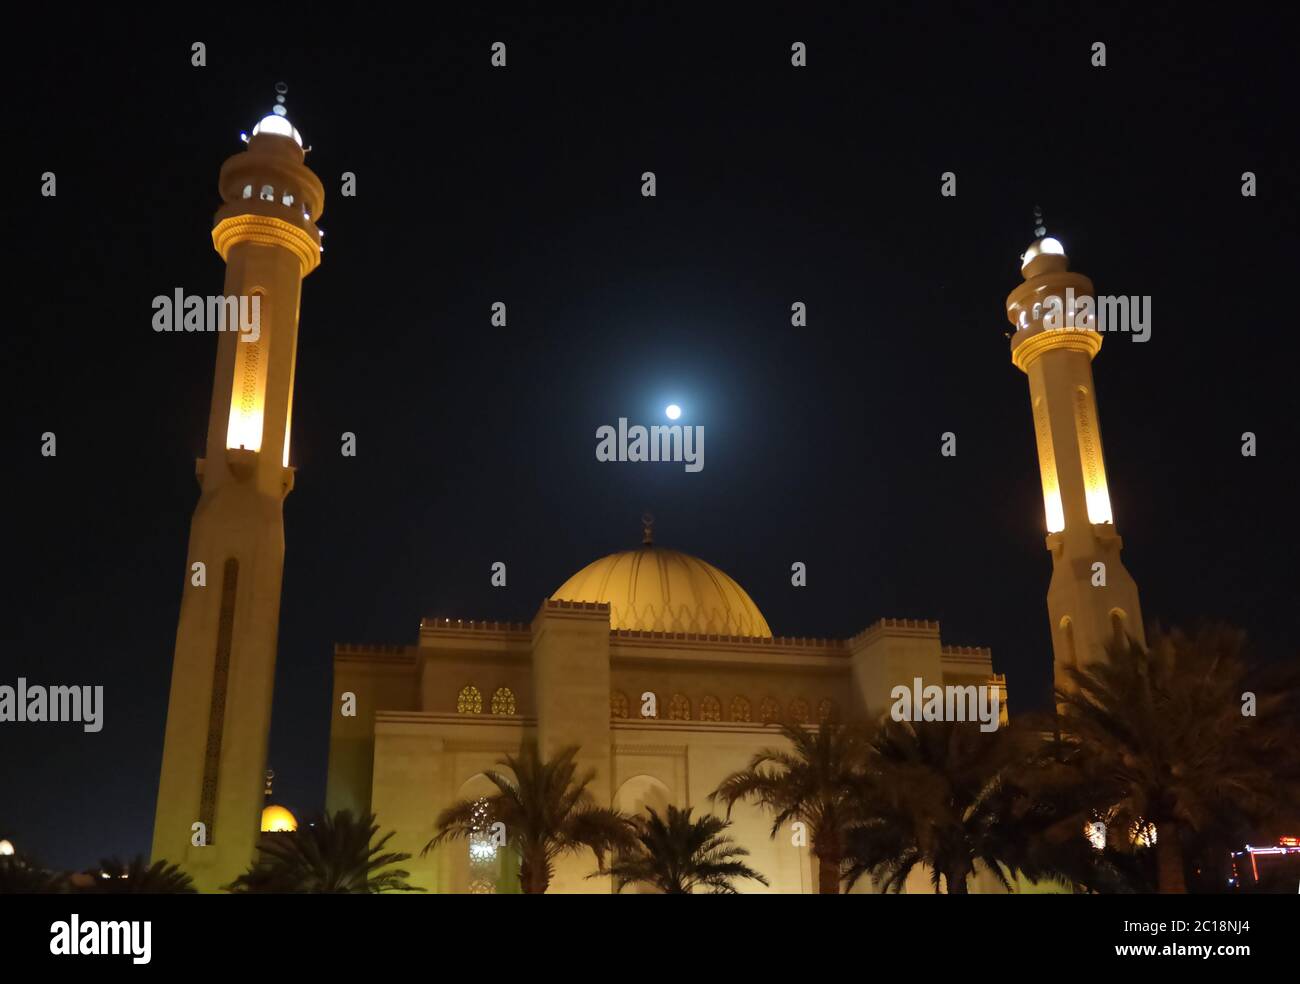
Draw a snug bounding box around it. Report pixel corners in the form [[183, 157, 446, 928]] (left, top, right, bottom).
[[550, 545, 772, 638]]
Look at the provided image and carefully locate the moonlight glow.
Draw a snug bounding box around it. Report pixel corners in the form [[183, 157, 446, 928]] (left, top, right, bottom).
[[665, 404, 681, 420]]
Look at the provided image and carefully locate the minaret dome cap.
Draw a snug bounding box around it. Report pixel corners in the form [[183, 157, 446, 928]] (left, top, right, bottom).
[[252, 113, 303, 147], [1020, 236, 1068, 279]]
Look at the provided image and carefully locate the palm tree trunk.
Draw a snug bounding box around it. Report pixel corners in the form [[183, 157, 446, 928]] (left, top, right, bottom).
[[519, 856, 550, 894], [817, 855, 841, 894], [946, 871, 969, 894], [1155, 824, 1187, 894]]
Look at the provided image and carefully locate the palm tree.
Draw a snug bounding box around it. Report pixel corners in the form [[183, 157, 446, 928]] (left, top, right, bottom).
[[424, 743, 635, 894], [605, 805, 769, 894], [843, 718, 1079, 894], [0, 856, 67, 894], [711, 721, 865, 894], [227, 810, 421, 893], [80, 856, 196, 894], [1054, 624, 1300, 894]]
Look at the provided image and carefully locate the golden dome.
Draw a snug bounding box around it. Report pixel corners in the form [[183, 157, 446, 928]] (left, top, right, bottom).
[[551, 545, 772, 637], [260, 804, 298, 833]]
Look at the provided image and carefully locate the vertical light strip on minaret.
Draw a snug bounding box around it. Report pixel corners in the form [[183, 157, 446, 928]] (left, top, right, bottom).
[[1073, 386, 1113, 524], [226, 290, 268, 452], [1033, 396, 1065, 533]]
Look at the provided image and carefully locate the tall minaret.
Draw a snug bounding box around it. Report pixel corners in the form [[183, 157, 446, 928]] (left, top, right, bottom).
[[1005, 224, 1143, 693], [152, 88, 323, 892]]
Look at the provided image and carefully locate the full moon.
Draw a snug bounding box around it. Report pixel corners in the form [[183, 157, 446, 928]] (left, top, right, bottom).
[[665, 404, 682, 420]]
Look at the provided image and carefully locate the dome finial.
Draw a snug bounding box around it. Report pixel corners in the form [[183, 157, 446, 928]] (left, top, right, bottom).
[[264, 768, 275, 800], [1033, 204, 1047, 240], [272, 81, 288, 117], [641, 512, 654, 546]]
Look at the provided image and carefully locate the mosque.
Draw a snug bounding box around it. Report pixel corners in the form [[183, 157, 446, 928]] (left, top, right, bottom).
[[150, 97, 1143, 893]]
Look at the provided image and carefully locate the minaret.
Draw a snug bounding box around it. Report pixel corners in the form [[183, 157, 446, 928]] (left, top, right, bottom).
[[152, 87, 323, 892], [1005, 222, 1143, 693]]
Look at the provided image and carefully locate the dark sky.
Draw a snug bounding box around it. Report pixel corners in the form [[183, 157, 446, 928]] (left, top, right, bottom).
[[4, 7, 1296, 870]]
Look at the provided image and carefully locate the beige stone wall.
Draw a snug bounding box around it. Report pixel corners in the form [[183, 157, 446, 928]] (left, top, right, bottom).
[[327, 610, 1014, 894], [324, 646, 418, 819], [612, 720, 814, 893], [369, 712, 532, 893]]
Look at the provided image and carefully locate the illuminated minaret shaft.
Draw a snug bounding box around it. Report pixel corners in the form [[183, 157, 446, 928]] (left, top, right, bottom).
[[152, 93, 323, 892], [1006, 233, 1143, 693]]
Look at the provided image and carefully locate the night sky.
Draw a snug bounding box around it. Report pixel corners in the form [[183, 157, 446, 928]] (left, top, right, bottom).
[[4, 8, 1296, 871]]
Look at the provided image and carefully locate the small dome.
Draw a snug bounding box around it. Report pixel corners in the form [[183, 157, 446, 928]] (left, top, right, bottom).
[[252, 114, 303, 147], [1020, 236, 1066, 269], [551, 545, 772, 637], [261, 804, 298, 833]]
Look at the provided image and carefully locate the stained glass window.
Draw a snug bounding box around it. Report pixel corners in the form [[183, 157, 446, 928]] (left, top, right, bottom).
[[490, 687, 516, 715], [610, 691, 630, 719], [669, 693, 691, 721], [457, 685, 482, 714]]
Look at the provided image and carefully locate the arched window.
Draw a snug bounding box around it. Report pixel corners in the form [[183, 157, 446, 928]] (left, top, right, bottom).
[[281, 191, 295, 207], [818, 699, 837, 724], [1060, 617, 1077, 668], [730, 696, 751, 722], [467, 796, 498, 894], [259, 184, 275, 202], [490, 687, 516, 715], [1110, 608, 1128, 648], [758, 697, 780, 724], [456, 685, 482, 714], [789, 698, 810, 724], [241, 184, 253, 199], [610, 691, 630, 719], [700, 695, 721, 722], [669, 693, 691, 721]]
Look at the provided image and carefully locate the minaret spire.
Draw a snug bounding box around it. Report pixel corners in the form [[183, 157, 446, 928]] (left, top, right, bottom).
[[1005, 232, 1144, 693], [152, 95, 325, 892]]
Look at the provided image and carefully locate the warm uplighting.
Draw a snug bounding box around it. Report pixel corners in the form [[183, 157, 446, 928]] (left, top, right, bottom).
[[1084, 486, 1114, 526], [1074, 387, 1113, 525], [1084, 821, 1106, 851], [261, 804, 298, 833], [1033, 399, 1066, 533], [226, 305, 268, 453], [1131, 820, 1157, 848], [1043, 485, 1066, 534], [0, 839, 14, 856]]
